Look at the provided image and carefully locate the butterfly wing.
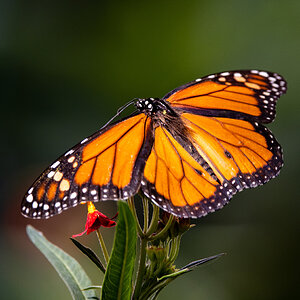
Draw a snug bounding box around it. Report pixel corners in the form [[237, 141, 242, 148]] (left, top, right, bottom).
[[141, 115, 283, 218], [164, 70, 287, 123], [141, 125, 227, 218], [22, 114, 153, 219], [142, 70, 286, 218], [182, 112, 282, 192]]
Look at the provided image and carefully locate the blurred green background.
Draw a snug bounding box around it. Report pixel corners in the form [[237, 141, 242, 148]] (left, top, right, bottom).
[[1, 0, 299, 299]]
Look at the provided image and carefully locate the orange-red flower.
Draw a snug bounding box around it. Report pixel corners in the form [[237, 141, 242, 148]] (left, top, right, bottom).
[[72, 202, 117, 237]]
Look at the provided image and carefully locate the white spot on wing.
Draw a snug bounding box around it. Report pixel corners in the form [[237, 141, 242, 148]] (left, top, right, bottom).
[[26, 194, 33, 203], [51, 161, 60, 169], [48, 171, 55, 178], [54, 171, 63, 182], [65, 149, 75, 156], [234, 72, 242, 77], [259, 71, 269, 77], [68, 156, 75, 163], [70, 192, 77, 199]]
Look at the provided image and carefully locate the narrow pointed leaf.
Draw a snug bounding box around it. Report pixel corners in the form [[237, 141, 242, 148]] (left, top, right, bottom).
[[26, 225, 97, 300], [101, 201, 137, 300], [180, 253, 225, 270], [70, 238, 106, 273], [158, 253, 225, 281]]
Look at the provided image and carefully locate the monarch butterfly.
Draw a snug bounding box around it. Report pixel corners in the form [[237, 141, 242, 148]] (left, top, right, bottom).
[[21, 70, 286, 219]]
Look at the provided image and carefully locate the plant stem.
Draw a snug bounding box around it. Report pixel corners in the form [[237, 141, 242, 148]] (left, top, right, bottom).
[[146, 204, 160, 237], [128, 197, 143, 236], [96, 229, 109, 265], [133, 237, 147, 299], [149, 214, 175, 241], [168, 236, 181, 263], [142, 197, 149, 233], [140, 277, 174, 300], [133, 195, 154, 299]]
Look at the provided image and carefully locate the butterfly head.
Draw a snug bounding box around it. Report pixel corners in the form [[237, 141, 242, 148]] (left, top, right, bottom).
[[135, 98, 174, 117]]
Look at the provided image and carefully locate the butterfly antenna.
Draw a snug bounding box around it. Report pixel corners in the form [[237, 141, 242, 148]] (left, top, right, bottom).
[[101, 98, 138, 129]]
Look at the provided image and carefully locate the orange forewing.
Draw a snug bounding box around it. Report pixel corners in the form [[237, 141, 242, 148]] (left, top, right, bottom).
[[75, 114, 150, 189], [164, 71, 286, 124], [22, 114, 151, 219], [168, 81, 261, 118]]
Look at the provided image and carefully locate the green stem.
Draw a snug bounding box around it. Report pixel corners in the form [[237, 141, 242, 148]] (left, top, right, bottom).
[[168, 236, 181, 263], [96, 229, 109, 265], [152, 288, 163, 300], [140, 277, 174, 300], [133, 237, 147, 299], [149, 214, 175, 241], [128, 197, 143, 236], [145, 203, 160, 237], [142, 197, 149, 233]]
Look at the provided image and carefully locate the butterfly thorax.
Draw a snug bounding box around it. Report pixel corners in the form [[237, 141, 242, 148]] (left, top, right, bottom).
[[135, 97, 179, 124], [136, 97, 191, 141]]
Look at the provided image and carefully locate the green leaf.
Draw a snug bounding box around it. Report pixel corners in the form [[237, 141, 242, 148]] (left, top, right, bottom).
[[180, 253, 225, 270], [158, 253, 225, 281], [101, 200, 137, 300], [70, 238, 106, 274], [26, 225, 97, 300]]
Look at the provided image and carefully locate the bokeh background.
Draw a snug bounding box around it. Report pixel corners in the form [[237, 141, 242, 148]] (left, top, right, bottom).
[[1, 0, 299, 299]]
